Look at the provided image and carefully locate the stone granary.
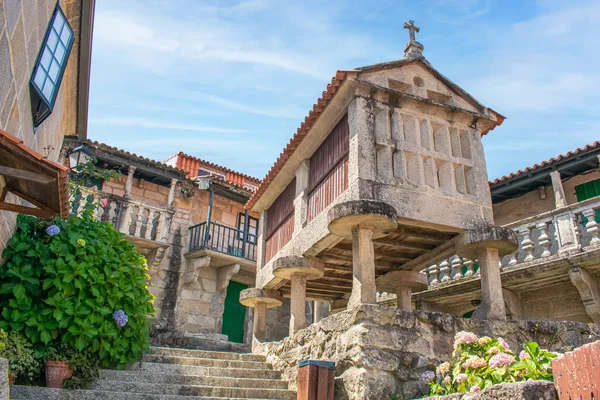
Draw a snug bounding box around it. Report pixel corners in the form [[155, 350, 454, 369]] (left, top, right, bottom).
[[61, 138, 266, 349], [241, 21, 519, 348]]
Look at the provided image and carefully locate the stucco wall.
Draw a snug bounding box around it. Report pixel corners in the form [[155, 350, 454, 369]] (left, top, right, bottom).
[[0, 0, 82, 255]]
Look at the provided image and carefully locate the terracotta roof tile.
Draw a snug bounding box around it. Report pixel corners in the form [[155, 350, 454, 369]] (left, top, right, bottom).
[[490, 141, 600, 185], [175, 152, 260, 184]]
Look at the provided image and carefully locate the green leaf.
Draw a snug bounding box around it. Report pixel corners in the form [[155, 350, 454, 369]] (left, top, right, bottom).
[[13, 283, 26, 300]]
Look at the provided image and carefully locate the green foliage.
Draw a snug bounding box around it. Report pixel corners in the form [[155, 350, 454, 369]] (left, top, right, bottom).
[[62, 348, 100, 390], [423, 332, 557, 396], [0, 197, 155, 369], [0, 331, 42, 382], [45, 343, 72, 363]]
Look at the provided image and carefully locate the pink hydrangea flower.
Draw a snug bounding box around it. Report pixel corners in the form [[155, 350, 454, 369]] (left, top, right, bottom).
[[454, 331, 478, 349], [443, 376, 451, 384], [101, 198, 108, 207], [463, 355, 487, 369], [497, 337, 510, 351], [489, 353, 516, 368], [470, 386, 480, 393], [456, 373, 468, 383], [477, 336, 492, 346], [436, 362, 450, 375], [488, 346, 500, 355], [519, 350, 530, 360]]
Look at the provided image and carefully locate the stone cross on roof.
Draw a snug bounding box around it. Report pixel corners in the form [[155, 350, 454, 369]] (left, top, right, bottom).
[[403, 19, 424, 60], [403, 20, 419, 41]]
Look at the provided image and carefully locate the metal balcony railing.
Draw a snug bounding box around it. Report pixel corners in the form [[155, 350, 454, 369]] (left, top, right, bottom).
[[188, 221, 257, 262]]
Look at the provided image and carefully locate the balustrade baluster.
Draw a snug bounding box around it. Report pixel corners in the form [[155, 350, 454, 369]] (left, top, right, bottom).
[[134, 206, 143, 237], [463, 259, 475, 277], [536, 221, 551, 257], [144, 209, 154, 240], [153, 211, 162, 241], [428, 264, 439, 286], [439, 259, 451, 283], [450, 256, 463, 280], [583, 208, 600, 246], [519, 226, 535, 262]]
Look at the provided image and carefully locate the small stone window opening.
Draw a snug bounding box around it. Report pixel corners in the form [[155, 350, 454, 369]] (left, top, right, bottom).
[[30, 5, 74, 127], [413, 76, 425, 87]]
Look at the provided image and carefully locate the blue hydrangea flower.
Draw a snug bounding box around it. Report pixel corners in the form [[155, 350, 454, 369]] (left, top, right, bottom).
[[45, 225, 60, 236], [113, 310, 128, 327]]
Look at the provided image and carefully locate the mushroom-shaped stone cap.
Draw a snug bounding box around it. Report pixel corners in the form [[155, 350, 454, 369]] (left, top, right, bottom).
[[377, 270, 428, 293], [239, 288, 282, 308], [273, 256, 324, 281], [328, 200, 397, 239], [455, 226, 518, 260]]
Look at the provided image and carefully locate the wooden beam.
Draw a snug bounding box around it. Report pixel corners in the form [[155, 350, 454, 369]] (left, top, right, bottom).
[[0, 165, 55, 184], [0, 201, 56, 218], [372, 237, 435, 251], [8, 188, 56, 213], [320, 254, 398, 269], [388, 238, 456, 273]]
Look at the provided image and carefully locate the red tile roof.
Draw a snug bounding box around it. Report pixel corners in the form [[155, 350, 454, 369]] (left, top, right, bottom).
[[172, 152, 261, 188], [490, 141, 600, 185]]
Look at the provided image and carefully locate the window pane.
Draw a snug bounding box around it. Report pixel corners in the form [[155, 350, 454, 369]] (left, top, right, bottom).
[[33, 68, 46, 89], [42, 79, 55, 101], [60, 26, 72, 45], [40, 47, 53, 70], [47, 30, 59, 52], [54, 43, 66, 64], [48, 60, 60, 82], [52, 12, 65, 33]]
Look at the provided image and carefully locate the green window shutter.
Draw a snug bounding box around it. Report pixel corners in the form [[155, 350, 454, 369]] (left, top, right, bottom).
[[575, 179, 600, 224], [222, 281, 248, 343]]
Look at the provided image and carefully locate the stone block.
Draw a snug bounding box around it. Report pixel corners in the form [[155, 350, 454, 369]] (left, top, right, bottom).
[[200, 278, 217, 293], [180, 301, 211, 315], [0, 357, 7, 400], [4, 0, 21, 35]]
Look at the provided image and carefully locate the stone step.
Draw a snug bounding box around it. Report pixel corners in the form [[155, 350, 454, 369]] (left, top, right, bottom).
[[132, 362, 283, 379], [99, 369, 288, 389], [10, 385, 260, 400], [150, 346, 265, 362], [142, 354, 272, 369], [93, 380, 296, 399]]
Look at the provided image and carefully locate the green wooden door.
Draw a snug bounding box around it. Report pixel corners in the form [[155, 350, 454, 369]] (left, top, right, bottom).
[[575, 179, 600, 223], [222, 281, 248, 343]]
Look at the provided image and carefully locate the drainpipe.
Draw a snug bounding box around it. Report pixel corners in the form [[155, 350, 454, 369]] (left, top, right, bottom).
[[205, 182, 214, 248]]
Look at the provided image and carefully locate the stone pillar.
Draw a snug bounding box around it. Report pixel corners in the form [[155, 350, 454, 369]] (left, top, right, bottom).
[[377, 270, 428, 311], [349, 225, 377, 308], [347, 90, 377, 185], [167, 178, 178, 207], [327, 200, 398, 310], [289, 274, 307, 336], [254, 302, 267, 341], [314, 301, 330, 323], [476, 248, 505, 320], [256, 210, 267, 270], [294, 159, 310, 233], [272, 256, 324, 335], [124, 165, 136, 198], [550, 170, 567, 208], [239, 288, 283, 349], [455, 226, 518, 321]]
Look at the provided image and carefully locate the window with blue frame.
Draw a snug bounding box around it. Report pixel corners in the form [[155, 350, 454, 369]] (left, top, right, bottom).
[[30, 5, 74, 127]]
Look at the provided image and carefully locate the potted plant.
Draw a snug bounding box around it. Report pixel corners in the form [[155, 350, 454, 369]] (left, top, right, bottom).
[[0, 331, 41, 385], [45, 344, 73, 388]]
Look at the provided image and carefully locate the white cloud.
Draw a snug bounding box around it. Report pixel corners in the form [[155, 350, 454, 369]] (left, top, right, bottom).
[[90, 117, 247, 133]]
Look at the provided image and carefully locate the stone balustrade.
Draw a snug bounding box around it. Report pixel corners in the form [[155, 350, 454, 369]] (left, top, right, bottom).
[[422, 196, 600, 288], [72, 189, 172, 244]]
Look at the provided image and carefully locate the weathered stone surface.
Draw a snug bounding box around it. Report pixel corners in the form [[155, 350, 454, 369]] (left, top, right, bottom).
[[455, 226, 518, 259], [428, 381, 557, 400], [327, 200, 397, 239], [256, 304, 599, 400], [0, 357, 7, 400]]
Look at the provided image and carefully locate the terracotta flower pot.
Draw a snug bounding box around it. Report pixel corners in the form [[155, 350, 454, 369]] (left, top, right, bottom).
[[45, 360, 73, 388], [8, 373, 16, 385]]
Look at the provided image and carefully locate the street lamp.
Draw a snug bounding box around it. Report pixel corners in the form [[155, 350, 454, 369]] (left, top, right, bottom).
[[68, 144, 95, 171]]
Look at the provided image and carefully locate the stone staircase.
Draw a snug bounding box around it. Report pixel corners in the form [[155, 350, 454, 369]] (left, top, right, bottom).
[[11, 346, 295, 399]]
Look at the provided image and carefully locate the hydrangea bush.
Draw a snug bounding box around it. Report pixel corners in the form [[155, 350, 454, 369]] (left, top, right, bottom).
[[423, 331, 557, 395], [0, 198, 155, 369]]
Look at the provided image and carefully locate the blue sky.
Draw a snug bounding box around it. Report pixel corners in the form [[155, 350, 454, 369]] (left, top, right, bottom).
[[88, 0, 600, 181]]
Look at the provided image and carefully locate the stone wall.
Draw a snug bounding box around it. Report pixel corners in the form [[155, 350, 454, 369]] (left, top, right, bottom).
[[493, 170, 600, 226], [0, 0, 83, 256], [256, 304, 599, 400]]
